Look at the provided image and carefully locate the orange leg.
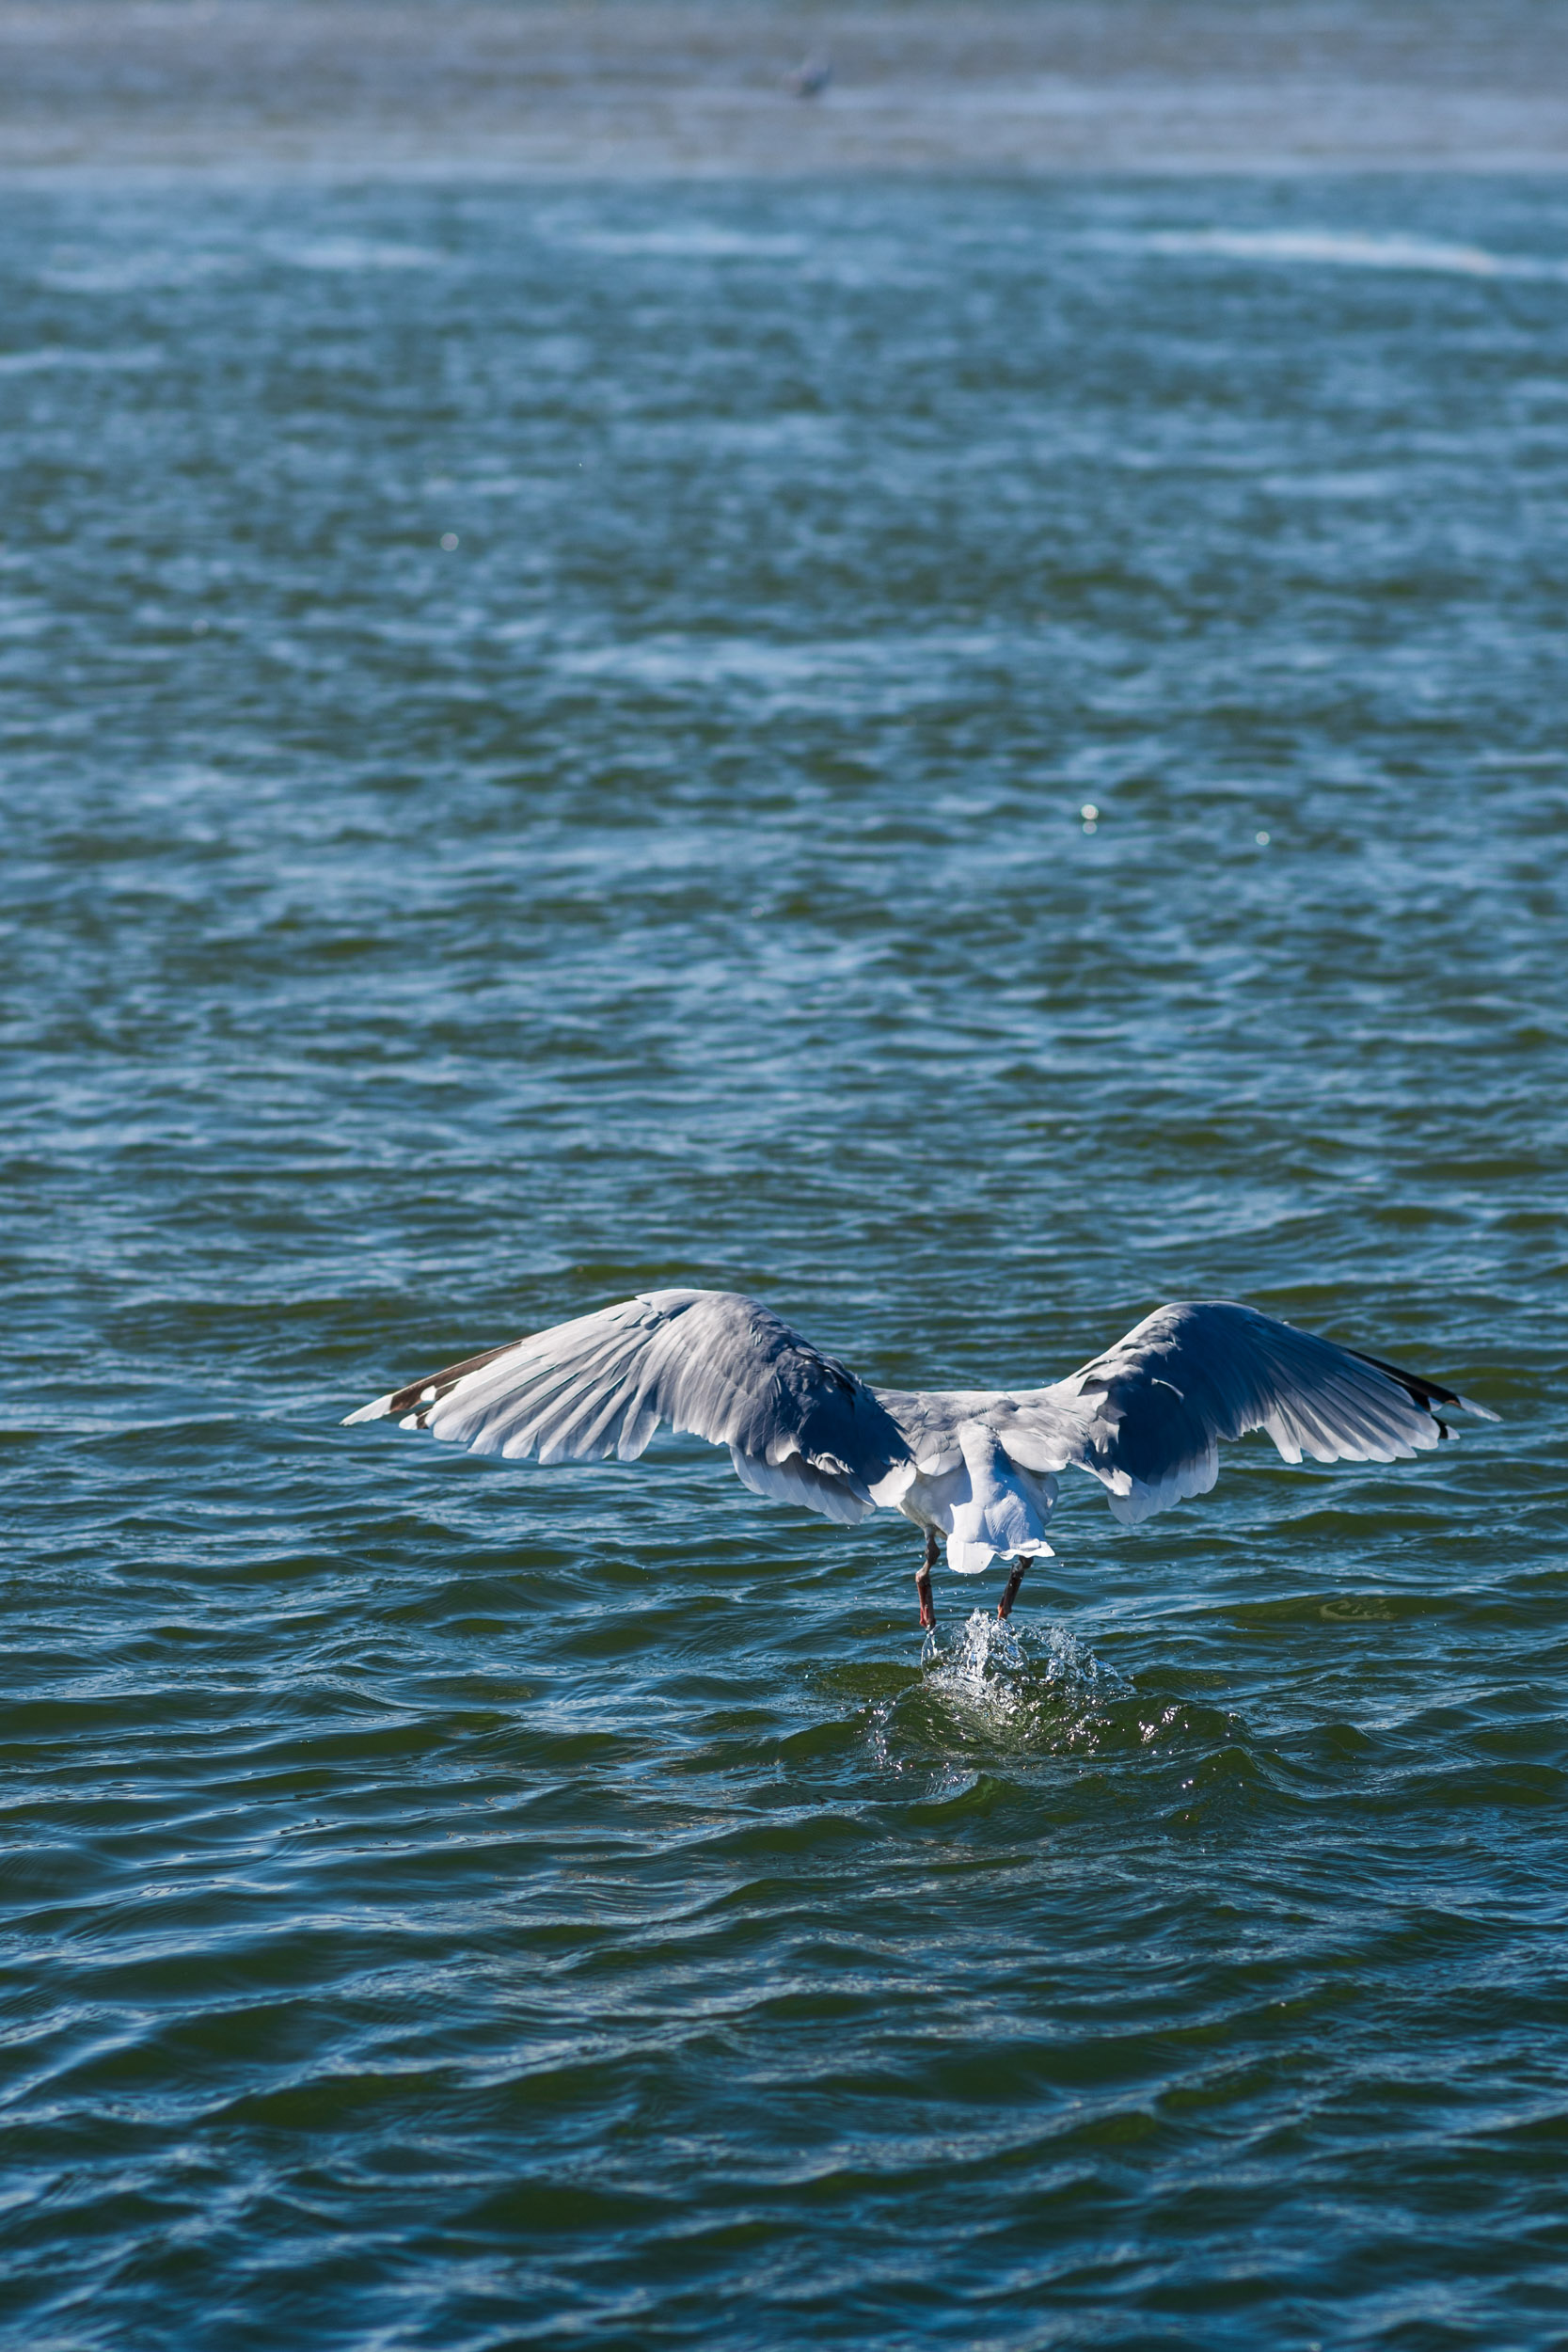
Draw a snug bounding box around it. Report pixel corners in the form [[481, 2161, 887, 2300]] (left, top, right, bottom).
[[916, 1528, 938, 1629]]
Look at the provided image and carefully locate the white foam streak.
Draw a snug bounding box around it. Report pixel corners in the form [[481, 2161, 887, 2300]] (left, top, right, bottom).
[[1132, 229, 1568, 282], [0, 346, 163, 375], [270, 239, 446, 273], [553, 228, 805, 260]]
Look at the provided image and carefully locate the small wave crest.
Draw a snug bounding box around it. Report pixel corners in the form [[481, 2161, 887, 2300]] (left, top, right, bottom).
[[268, 238, 446, 273], [551, 227, 806, 260], [1117, 229, 1568, 281], [0, 346, 163, 375]]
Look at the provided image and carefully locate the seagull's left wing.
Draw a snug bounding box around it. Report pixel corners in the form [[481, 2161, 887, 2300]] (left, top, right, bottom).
[[343, 1288, 911, 1526], [1010, 1300, 1496, 1526]]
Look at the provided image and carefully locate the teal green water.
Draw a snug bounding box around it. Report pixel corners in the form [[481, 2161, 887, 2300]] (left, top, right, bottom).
[[2, 175, 1564, 2349]]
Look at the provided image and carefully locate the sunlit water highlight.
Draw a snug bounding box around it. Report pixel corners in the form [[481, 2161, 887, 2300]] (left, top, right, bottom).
[[2, 173, 1566, 2350]]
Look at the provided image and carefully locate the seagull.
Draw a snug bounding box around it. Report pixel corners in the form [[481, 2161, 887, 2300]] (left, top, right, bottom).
[[343, 1292, 1496, 1629], [785, 51, 832, 99]]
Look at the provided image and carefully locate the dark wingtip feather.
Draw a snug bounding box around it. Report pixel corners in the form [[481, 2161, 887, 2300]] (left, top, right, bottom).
[[349, 1339, 517, 1429], [1343, 1345, 1496, 1423]]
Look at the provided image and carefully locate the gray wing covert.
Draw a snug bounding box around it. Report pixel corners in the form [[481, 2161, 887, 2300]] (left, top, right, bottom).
[[874, 1387, 1083, 1479], [1019, 1300, 1495, 1526], [343, 1288, 911, 1526]]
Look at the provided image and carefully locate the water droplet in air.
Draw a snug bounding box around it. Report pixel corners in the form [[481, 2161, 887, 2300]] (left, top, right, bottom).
[[1256, 830, 1271, 845]]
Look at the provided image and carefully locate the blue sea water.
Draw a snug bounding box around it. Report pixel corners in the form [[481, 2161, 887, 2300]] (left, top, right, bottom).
[[2, 172, 1565, 2348]]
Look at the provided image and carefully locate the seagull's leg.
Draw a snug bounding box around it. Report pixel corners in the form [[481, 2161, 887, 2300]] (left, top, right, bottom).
[[997, 1555, 1030, 1621], [916, 1529, 938, 1630]]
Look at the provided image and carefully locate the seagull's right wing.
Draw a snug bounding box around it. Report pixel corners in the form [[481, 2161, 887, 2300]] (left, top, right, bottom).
[[1011, 1300, 1496, 1526], [342, 1288, 911, 1526]]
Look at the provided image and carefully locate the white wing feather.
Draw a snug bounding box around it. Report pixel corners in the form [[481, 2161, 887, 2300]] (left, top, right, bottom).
[[344, 1289, 912, 1526], [346, 1292, 1493, 1548], [1006, 1300, 1496, 1525]]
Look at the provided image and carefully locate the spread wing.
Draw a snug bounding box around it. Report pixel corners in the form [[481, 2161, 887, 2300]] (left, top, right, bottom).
[[342, 1287, 911, 1527], [1012, 1300, 1496, 1526]]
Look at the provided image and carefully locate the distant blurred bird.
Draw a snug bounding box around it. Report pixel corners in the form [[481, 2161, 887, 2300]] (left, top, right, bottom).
[[344, 1292, 1496, 1630], [786, 52, 832, 99]]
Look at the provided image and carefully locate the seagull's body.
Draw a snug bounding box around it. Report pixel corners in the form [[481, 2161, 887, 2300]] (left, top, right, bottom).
[[344, 1291, 1495, 1627]]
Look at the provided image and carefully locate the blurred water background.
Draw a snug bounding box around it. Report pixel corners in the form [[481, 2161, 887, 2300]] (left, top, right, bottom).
[[2, 31, 1567, 2347]]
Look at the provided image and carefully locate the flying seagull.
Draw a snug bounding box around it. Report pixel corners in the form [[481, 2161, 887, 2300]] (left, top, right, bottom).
[[343, 1292, 1495, 1628], [785, 51, 832, 98]]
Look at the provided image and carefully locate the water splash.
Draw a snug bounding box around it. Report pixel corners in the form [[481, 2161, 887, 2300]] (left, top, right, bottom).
[[856, 1605, 1148, 1785], [905, 1609, 1122, 1744], [924, 1607, 1111, 1688], [921, 1605, 1026, 1699]]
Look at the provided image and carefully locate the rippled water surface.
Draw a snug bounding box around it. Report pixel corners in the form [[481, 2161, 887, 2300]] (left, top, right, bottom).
[[3, 175, 1566, 2348]]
